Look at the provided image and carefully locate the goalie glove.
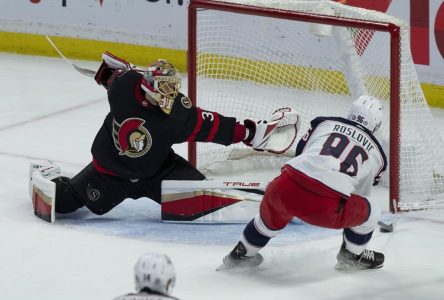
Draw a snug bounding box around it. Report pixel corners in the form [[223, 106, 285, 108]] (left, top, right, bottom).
[[94, 51, 145, 88], [243, 107, 301, 155]]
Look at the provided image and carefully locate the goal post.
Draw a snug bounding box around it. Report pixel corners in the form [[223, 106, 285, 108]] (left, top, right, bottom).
[[187, 0, 444, 212]]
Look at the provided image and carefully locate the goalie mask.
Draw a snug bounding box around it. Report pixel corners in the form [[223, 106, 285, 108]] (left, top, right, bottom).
[[134, 253, 176, 296], [347, 95, 383, 133], [141, 59, 181, 114]]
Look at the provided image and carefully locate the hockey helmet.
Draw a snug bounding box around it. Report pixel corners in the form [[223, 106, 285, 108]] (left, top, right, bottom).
[[347, 95, 384, 133], [141, 59, 181, 114], [134, 253, 176, 296]]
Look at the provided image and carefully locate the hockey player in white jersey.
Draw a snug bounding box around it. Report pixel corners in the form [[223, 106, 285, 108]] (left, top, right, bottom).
[[114, 253, 179, 300], [220, 95, 387, 271]]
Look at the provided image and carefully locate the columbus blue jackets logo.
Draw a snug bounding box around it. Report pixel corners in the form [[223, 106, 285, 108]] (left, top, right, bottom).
[[112, 118, 152, 158]]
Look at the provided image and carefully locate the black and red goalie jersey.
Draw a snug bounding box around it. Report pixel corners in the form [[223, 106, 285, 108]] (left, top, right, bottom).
[[91, 68, 246, 180]]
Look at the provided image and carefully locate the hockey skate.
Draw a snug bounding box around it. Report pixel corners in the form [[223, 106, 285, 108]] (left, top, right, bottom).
[[335, 242, 384, 270], [217, 242, 264, 271]]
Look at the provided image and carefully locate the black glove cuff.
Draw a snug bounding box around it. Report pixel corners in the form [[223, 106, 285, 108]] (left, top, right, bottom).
[[243, 119, 256, 144], [94, 61, 115, 88]]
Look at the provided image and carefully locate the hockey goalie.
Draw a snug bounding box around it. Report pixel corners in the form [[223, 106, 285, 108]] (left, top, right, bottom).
[[28, 51, 301, 223]]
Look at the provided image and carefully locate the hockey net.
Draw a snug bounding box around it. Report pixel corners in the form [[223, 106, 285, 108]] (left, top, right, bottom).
[[188, 0, 444, 211]]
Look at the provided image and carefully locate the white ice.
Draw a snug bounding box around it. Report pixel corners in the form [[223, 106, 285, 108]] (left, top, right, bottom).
[[1, 53, 444, 300]]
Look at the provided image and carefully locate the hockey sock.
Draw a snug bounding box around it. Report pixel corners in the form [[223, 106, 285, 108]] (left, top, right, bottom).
[[343, 228, 374, 255], [240, 214, 283, 256]]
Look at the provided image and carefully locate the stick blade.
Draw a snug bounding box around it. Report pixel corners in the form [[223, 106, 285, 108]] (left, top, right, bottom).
[[73, 65, 96, 77], [378, 220, 394, 232], [216, 263, 230, 271]]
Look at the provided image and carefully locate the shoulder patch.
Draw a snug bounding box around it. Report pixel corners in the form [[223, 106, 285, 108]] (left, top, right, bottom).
[[181, 96, 192, 109]]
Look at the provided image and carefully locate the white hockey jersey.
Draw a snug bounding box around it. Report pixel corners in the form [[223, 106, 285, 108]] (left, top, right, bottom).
[[286, 117, 387, 196], [113, 292, 179, 300]]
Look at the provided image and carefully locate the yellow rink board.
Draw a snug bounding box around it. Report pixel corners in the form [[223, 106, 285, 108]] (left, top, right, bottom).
[[0, 31, 442, 108], [0, 31, 187, 72]]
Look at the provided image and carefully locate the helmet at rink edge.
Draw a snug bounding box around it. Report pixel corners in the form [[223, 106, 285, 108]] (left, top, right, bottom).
[[141, 59, 181, 114], [134, 253, 176, 296], [347, 95, 384, 133]]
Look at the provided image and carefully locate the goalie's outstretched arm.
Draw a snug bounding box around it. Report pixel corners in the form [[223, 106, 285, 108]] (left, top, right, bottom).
[[181, 106, 301, 155]]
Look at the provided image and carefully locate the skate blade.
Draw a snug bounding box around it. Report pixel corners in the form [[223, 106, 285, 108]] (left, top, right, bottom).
[[335, 262, 383, 271], [216, 263, 229, 271], [216, 263, 250, 271], [335, 262, 355, 271], [216, 265, 256, 273], [216, 262, 260, 271]]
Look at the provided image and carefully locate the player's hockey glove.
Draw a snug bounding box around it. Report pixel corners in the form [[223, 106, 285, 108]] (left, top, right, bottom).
[[243, 107, 301, 155], [94, 51, 145, 88]]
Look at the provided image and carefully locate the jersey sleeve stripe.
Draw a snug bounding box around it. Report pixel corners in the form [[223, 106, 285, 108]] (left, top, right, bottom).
[[206, 112, 220, 142], [187, 107, 204, 141]]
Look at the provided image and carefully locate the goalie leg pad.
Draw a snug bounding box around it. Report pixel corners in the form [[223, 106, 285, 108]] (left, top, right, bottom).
[[31, 168, 57, 223], [29, 161, 63, 223], [161, 180, 264, 223]]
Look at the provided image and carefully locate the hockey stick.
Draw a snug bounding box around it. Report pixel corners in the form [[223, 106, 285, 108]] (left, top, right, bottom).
[[378, 199, 398, 232], [45, 35, 96, 78]]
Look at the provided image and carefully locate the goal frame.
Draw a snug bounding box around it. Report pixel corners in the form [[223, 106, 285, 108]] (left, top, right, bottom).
[[187, 0, 401, 212]]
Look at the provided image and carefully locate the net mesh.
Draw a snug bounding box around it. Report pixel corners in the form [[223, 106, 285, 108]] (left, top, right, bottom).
[[191, 0, 444, 209]]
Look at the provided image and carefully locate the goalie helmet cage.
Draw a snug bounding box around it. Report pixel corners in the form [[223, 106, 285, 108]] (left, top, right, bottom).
[[187, 0, 444, 212]]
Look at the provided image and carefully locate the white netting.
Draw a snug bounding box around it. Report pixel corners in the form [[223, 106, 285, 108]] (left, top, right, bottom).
[[191, 0, 444, 209]]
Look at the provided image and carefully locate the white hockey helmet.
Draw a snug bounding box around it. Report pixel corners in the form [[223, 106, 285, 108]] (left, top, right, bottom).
[[347, 95, 384, 133], [134, 253, 176, 296]]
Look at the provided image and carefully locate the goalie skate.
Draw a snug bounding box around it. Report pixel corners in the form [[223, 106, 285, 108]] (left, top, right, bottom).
[[335, 243, 384, 270]]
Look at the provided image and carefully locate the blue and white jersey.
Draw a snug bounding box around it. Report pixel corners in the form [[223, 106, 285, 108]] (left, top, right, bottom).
[[286, 117, 387, 196]]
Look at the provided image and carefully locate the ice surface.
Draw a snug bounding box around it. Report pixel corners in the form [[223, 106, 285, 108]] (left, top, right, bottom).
[[1, 53, 444, 300]]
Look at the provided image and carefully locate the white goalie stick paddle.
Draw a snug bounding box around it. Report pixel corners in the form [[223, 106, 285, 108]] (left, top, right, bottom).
[[45, 36, 96, 78]]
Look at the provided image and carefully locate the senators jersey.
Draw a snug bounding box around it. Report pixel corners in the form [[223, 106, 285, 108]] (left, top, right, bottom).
[[91, 70, 241, 179], [286, 117, 387, 196]]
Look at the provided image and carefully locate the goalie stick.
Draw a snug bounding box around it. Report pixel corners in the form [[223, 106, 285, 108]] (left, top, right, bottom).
[[45, 35, 96, 78]]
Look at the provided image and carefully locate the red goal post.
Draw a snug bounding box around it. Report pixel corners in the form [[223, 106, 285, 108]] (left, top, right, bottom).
[[187, 0, 444, 212]]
